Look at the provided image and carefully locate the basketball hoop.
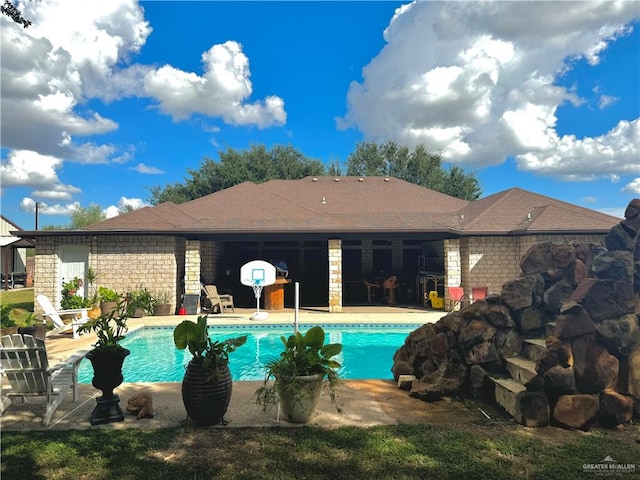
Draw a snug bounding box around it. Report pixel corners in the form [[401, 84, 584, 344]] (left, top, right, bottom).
[[251, 281, 263, 300], [240, 260, 276, 321]]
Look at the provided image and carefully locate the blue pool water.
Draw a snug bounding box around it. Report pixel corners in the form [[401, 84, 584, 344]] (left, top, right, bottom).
[[77, 324, 420, 383]]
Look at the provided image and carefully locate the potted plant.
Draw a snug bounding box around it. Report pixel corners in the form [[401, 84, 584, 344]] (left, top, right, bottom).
[[78, 300, 131, 425], [126, 286, 154, 318], [60, 277, 91, 310], [153, 291, 172, 316], [255, 326, 342, 423], [173, 315, 247, 426], [85, 267, 102, 319], [98, 286, 120, 316]]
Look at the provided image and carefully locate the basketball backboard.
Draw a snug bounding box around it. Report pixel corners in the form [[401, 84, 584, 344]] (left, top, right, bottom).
[[240, 260, 276, 287]]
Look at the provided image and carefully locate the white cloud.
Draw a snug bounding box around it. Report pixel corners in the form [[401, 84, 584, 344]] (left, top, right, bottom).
[[0, 150, 70, 189], [516, 119, 640, 180], [133, 163, 163, 174], [19, 197, 80, 216], [598, 94, 618, 109], [0, 1, 143, 158], [103, 196, 149, 218], [338, 0, 639, 183], [1, 1, 284, 212], [0, 150, 84, 210], [622, 178, 640, 195], [144, 41, 286, 128]]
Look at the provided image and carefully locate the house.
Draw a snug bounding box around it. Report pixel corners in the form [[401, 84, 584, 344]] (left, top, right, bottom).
[[19, 176, 619, 314], [1, 215, 35, 290]]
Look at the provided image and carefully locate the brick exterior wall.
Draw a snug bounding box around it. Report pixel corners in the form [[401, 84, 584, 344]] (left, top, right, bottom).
[[34, 235, 181, 315], [328, 239, 342, 312]]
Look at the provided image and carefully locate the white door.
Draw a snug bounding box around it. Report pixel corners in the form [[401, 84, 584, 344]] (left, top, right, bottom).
[[60, 246, 89, 302]]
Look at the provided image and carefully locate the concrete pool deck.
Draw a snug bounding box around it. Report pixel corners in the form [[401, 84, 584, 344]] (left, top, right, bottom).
[[1, 306, 487, 431]]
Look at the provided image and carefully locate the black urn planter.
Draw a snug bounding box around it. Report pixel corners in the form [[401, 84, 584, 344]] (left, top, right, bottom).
[[85, 348, 130, 425], [181, 360, 232, 426]]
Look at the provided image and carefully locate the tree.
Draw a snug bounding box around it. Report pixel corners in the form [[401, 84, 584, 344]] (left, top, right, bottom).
[[1, 0, 32, 28], [70, 204, 106, 228], [345, 141, 481, 201], [118, 204, 134, 215], [149, 144, 325, 205]]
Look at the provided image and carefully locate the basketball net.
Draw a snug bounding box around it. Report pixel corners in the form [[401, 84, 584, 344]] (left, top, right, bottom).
[[252, 282, 263, 299]]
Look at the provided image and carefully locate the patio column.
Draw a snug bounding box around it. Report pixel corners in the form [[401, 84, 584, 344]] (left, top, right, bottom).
[[184, 240, 202, 312], [444, 238, 462, 305], [328, 239, 342, 313]]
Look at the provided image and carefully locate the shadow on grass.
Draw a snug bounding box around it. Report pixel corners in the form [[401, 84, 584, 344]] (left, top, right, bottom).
[[2, 424, 639, 480]]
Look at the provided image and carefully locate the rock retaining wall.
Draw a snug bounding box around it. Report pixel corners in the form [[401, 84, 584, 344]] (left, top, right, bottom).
[[392, 199, 640, 429]]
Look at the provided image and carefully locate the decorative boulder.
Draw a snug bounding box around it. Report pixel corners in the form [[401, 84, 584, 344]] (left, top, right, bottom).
[[553, 394, 599, 429]]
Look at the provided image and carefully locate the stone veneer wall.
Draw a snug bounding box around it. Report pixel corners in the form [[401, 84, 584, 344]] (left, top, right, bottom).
[[445, 234, 606, 303], [184, 240, 201, 296], [34, 235, 181, 316], [328, 239, 342, 312], [200, 240, 223, 284]]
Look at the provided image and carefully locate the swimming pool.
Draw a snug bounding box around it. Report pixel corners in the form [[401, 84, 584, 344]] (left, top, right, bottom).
[[77, 324, 421, 383]]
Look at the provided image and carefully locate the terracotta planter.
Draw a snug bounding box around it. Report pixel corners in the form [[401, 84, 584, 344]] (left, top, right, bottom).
[[100, 301, 118, 316], [276, 373, 324, 423], [181, 360, 232, 426], [154, 304, 172, 316]]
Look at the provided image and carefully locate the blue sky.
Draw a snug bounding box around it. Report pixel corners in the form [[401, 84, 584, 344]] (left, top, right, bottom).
[[1, 0, 639, 230]]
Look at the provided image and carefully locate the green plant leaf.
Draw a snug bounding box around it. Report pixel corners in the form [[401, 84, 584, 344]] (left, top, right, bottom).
[[173, 320, 196, 350], [304, 326, 325, 350], [321, 343, 342, 358]]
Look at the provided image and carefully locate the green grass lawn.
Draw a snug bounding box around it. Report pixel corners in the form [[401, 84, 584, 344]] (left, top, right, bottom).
[[1, 423, 638, 480], [0, 288, 35, 331]]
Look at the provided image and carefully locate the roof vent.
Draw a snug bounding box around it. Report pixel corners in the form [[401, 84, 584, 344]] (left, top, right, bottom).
[[321, 196, 327, 204], [383, 177, 390, 182], [460, 214, 465, 221], [312, 178, 318, 182], [358, 178, 364, 182], [334, 177, 340, 182]]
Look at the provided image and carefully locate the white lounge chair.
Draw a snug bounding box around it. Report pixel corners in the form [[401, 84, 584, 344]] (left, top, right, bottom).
[[0, 334, 88, 426], [36, 294, 89, 339]]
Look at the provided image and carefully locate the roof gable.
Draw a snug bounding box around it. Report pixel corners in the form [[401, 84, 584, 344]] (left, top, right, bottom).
[[459, 187, 619, 233]]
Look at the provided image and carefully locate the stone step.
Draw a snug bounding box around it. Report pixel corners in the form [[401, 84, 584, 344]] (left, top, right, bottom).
[[490, 376, 549, 427], [521, 338, 546, 363], [505, 356, 537, 385], [491, 376, 526, 421], [545, 321, 556, 337]]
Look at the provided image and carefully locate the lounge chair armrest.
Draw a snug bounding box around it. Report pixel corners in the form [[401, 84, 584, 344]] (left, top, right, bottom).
[[52, 308, 88, 315], [49, 349, 90, 371]]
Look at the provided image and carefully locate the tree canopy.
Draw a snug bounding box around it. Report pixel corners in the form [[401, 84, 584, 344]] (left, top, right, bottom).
[[340, 141, 481, 201], [1, 1, 32, 28], [148, 144, 325, 205], [149, 141, 482, 205], [70, 204, 106, 229]]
